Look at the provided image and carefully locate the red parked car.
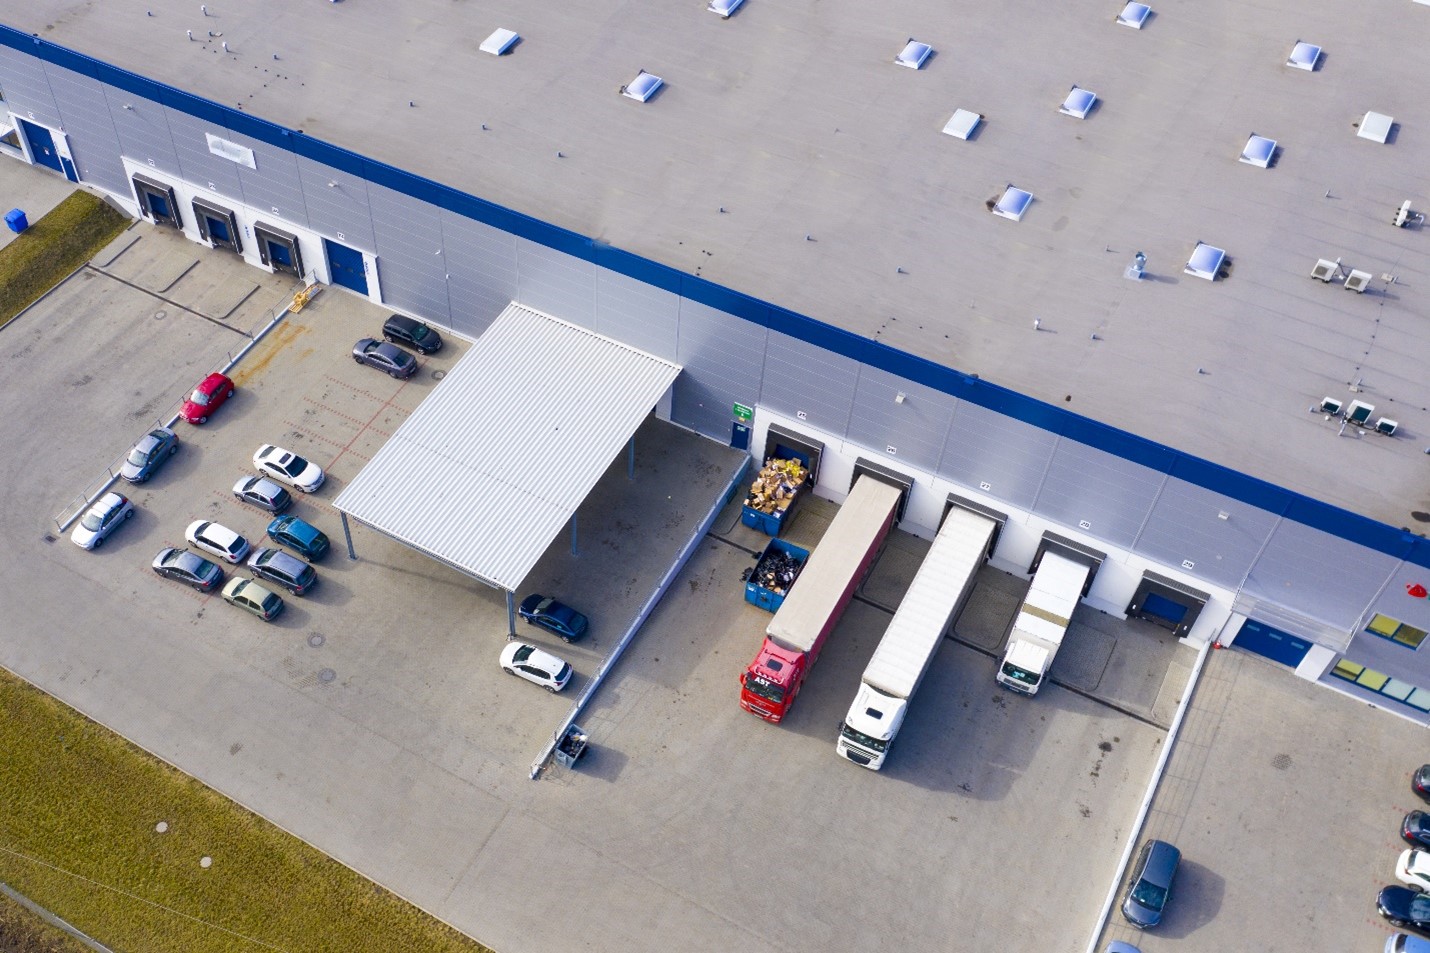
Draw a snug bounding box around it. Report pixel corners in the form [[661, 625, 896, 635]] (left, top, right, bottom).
[[180, 372, 234, 424]]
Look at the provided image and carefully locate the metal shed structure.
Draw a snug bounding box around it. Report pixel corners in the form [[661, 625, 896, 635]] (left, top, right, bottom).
[[333, 302, 682, 626]]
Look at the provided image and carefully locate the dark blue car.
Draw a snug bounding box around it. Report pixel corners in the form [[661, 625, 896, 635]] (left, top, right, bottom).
[[266, 515, 331, 562], [518, 594, 589, 643]]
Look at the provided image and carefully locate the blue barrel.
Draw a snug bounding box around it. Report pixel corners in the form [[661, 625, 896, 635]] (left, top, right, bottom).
[[5, 209, 28, 233]]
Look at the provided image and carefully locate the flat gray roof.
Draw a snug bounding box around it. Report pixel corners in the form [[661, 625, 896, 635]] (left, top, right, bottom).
[[333, 303, 681, 592], [16, 0, 1430, 529]]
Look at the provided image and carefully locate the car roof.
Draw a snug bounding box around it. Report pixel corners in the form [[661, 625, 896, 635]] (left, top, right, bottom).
[[1140, 840, 1181, 883], [274, 516, 320, 540], [256, 547, 305, 571], [385, 314, 420, 331], [94, 491, 126, 510], [199, 372, 231, 388]]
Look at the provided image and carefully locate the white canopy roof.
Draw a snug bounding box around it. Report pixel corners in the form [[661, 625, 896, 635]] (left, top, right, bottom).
[[334, 302, 682, 591]]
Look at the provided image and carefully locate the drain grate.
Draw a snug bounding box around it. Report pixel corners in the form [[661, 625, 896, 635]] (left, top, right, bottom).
[[1271, 753, 1292, 770], [307, 632, 325, 648]]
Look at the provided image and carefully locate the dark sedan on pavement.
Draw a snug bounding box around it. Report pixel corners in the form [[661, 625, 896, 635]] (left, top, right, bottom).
[[352, 338, 418, 379], [518, 594, 590, 643], [1414, 765, 1430, 802], [1404, 812, 1430, 849], [382, 314, 443, 354], [119, 427, 179, 483], [152, 547, 224, 592], [1380, 884, 1430, 933]]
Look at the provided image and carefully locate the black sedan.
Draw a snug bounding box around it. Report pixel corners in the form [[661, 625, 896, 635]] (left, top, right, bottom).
[[382, 314, 443, 354], [152, 547, 224, 592], [352, 338, 418, 379], [518, 594, 590, 643], [1380, 884, 1430, 933], [1405, 812, 1430, 849], [1414, 765, 1430, 802]]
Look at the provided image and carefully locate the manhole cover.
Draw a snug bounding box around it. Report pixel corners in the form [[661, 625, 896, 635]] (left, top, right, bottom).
[[42, 534, 56, 544], [318, 668, 336, 683], [1271, 753, 1292, 770], [307, 632, 325, 648], [432, 369, 446, 380], [154, 310, 167, 320]]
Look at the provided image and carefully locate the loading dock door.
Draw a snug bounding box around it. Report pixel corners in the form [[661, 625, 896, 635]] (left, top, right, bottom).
[[132, 173, 182, 229], [192, 198, 241, 254], [254, 221, 304, 278], [18, 120, 63, 174], [1126, 570, 1210, 639], [1232, 619, 1313, 668], [324, 238, 369, 295]]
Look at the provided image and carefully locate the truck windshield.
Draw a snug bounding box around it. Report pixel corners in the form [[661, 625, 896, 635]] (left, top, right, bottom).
[[839, 722, 888, 752], [1001, 662, 1041, 687], [743, 677, 784, 705]]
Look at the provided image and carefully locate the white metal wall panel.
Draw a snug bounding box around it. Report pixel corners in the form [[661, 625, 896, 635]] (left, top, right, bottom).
[[165, 108, 245, 198], [940, 401, 1058, 511], [103, 87, 182, 178], [672, 298, 767, 438], [1134, 477, 1279, 589], [333, 303, 681, 591], [1242, 519, 1400, 631], [1036, 440, 1163, 548], [40, 62, 126, 191], [862, 507, 993, 697], [369, 182, 451, 321], [441, 211, 519, 336], [0, 46, 62, 126], [516, 237, 596, 327], [846, 366, 959, 476], [760, 330, 859, 437], [297, 156, 375, 253], [595, 267, 678, 361]]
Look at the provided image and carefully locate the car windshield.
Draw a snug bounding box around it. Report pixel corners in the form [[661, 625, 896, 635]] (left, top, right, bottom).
[[1130, 880, 1167, 912], [1001, 662, 1041, 686], [556, 663, 571, 682], [189, 389, 211, 406], [409, 324, 430, 342], [286, 454, 309, 472], [839, 722, 889, 752], [512, 645, 535, 664], [1412, 894, 1430, 921], [81, 510, 105, 531], [127, 445, 152, 465], [744, 676, 784, 704]]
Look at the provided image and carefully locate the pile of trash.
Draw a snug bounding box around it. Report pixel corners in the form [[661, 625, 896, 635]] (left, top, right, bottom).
[[744, 457, 808, 515], [750, 546, 805, 595]]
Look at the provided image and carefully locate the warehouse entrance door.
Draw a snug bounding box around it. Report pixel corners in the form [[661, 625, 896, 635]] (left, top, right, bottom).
[[18, 120, 63, 175], [1232, 619, 1313, 667], [324, 238, 369, 295]]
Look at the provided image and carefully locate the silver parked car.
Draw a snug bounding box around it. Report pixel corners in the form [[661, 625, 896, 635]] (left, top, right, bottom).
[[232, 475, 293, 513], [119, 427, 178, 483], [352, 338, 418, 379], [71, 492, 135, 549]]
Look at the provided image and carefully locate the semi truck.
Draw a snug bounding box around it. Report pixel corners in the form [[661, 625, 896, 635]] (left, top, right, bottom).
[[836, 506, 995, 769], [994, 550, 1093, 695], [739, 476, 901, 723]]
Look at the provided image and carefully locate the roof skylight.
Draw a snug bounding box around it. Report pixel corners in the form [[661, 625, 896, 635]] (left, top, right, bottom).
[[1116, 2, 1152, 28], [1239, 134, 1276, 168], [708, 0, 745, 18], [1184, 242, 1226, 281], [1059, 86, 1096, 119], [1286, 41, 1320, 70], [1358, 111, 1393, 143], [896, 40, 933, 69], [992, 186, 1033, 222], [622, 70, 664, 103], [479, 29, 519, 56], [942, 109, 982, 140]]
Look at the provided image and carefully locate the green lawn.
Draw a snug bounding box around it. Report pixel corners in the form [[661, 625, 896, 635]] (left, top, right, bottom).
[[0, 668, 492, 953], [0, 190, 131, 328]]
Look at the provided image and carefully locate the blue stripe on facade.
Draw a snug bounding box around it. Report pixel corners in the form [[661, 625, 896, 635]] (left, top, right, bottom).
[[4, 24, 1427, 569]]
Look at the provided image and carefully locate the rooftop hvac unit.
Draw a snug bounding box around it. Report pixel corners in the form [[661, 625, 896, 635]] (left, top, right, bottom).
[[1346, 400, 1375, 426], [1309, 259, 1338, 282], [1343, 269, 1373, 293], [1318, 397, 1343, 416], [1374, 417, 1398, 436]]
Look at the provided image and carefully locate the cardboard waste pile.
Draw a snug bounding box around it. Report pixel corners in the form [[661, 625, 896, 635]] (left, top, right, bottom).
[[744, 457, 808, 515]]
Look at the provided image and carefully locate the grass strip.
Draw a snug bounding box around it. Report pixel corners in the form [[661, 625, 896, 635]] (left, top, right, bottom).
[[0, 888, 95, 953], [0, 668, 492, 953], [0, 191, 131, 329]]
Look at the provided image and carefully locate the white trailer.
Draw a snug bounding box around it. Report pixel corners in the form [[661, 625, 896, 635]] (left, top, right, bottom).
[[994, 550, 1092, 695], [836, 506, 995, 769]]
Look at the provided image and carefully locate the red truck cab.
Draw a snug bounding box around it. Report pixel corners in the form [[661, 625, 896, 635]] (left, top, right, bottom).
[[739, 640, 805, 723]]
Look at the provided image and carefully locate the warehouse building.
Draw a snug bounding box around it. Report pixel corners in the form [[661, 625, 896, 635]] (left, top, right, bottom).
[[3, 0, 1429, 719]]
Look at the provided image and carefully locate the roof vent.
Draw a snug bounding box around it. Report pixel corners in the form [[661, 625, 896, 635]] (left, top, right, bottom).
[[1059, 86, 1096, 119], [708, 0, 745, 17], [1239, 134, 1276, 168], [1116, 2, 1151, 28], [991, 186, 1033, 221], [1184, 242, 1225, 281], [942, 109, 982, 140], [895, 39, 932, 69], [621, 70, 664, 103], [1358, 111, 1393, 143], [479, 29, 519, 55], [1286, 41, 1320, 70]]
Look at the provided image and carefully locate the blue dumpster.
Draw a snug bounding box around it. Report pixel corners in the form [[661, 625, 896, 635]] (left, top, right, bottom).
[[4, 209, 28, 234]]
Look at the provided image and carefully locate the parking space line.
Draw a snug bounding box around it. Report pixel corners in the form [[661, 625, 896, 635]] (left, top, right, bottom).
[[85, 264, 248, 335], [281, 421, 363, 453], [298, 398, 395, 439], [326, 381, 408, 474], [320, 374, 418, 408]]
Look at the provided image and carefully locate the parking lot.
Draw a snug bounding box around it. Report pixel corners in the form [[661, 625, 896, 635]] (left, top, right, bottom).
[[3, 174, 1420, 953]]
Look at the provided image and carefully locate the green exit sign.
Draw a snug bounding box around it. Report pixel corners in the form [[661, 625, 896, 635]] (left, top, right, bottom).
[[733, 402, 753, 423]]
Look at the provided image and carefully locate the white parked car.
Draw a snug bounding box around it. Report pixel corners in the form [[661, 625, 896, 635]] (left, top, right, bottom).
[[253, 444, 325, 493], [1398, 848, 1430, 891], [71, 491, 134, 550], [499, 642, 572, 693], [185, 520, 252, 564]]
